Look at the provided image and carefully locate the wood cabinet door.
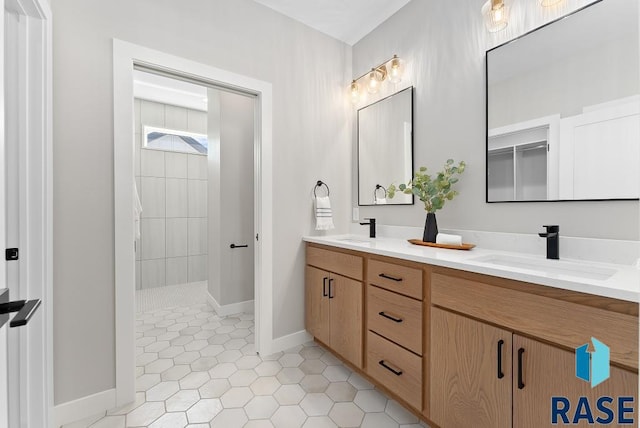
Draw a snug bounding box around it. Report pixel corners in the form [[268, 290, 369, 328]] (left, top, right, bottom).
[[329, 273, 363, 368], [430, 307, 512, 428], [305, 266, 330, 345], [513, 335, 638, 428]]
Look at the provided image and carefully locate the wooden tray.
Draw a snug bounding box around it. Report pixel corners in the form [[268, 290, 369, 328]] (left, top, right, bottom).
[[408, 239, 476, 250]]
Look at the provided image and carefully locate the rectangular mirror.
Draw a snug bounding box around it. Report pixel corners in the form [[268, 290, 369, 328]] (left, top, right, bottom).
[[486, 0, 639, 202], [358, 87, 414, 206]]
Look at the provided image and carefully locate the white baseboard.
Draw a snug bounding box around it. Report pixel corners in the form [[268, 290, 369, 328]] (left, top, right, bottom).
[[54, 388, 116, 427], [268, 329, 313, 355], [207, 292, 254, 317]]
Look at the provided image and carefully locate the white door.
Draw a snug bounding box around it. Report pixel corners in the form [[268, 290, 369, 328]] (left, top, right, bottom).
[[219, 92, 255, 305], [0, 3, 10, 427], [2, 0, 52, 427]]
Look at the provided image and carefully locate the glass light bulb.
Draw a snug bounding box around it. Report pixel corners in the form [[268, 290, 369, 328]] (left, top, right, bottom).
[[482, 0, 509, 33], [492, 5, 503, 21], [350, 81, 360, 103], [367, 70, 379, 94], [389, 56, 403, 84]]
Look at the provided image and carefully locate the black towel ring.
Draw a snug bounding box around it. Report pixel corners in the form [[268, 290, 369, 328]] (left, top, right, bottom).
[[374, 184, 387, 199], [314, 180, 330, 197]]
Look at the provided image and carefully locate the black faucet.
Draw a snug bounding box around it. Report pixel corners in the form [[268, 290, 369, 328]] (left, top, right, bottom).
[[539, 225, 559, 260], [360, 218, 376, 238]]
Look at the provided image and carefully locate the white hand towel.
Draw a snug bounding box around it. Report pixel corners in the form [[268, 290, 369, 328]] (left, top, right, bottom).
[[134, 181, 143, 240], [436, 233, 462, 246], [375, 197, 387, 205], [315, 196, 335, 231]]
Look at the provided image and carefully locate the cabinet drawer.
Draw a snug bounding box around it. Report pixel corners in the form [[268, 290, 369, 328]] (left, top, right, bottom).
[[367, 285, 422, 355], [306, 245, 363, 281], [368, 259, 422, 300], [366, 331, 422, 410], [432, 272, 639, 370]]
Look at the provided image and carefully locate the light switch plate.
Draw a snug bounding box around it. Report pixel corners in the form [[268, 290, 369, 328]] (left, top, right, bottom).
[[352, 208, 359, 222]]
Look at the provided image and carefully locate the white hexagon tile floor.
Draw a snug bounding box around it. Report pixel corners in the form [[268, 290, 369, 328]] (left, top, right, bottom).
[[62, 300, 430, 428]]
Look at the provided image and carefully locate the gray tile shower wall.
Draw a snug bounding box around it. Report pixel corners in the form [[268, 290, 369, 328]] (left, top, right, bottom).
[[135, 99, 209, 289]]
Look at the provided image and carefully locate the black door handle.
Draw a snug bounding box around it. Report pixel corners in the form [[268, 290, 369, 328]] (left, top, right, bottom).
[[328, 278, 335, 299], [0, 299, 41, 328], [517, 348, 525, 389], [497, 340, 504, 379], [230, 244, 248, 249], [378, 311, 403, 323], [322, 277, 328, 297]]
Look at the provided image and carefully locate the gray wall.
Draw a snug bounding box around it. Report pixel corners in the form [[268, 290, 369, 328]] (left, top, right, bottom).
[[135, 99, 209, 289], [53, 0, 351, 405], [354, 0, 639, 240]]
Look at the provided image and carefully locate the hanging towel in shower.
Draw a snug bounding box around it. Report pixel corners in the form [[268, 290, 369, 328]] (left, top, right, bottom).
[[315, 196, 335, 231], [134, 181, 143, 240]]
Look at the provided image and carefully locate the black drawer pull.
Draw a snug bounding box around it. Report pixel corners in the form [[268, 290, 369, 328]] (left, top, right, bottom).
[[517, 348, 525, 389], [378, 311, 403, 323], [322, 277, 328, 297], [379, 360, 403, 376], [379, 273, 403, 282], [230, 244, 248, 249], [497, 339, 504, 379]]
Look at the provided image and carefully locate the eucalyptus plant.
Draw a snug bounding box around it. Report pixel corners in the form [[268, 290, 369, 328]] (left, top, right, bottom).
[[388, 159, 466, 213]]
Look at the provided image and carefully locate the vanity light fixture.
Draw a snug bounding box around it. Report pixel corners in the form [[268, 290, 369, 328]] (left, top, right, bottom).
[[349, 55, 403, 103], [350, 80, 360, 103], [539, 0, 563, 6], [367, 68, 384, 94], [482, 0, 509, 33]]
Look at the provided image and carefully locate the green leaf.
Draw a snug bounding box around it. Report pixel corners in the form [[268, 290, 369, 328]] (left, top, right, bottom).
[[432, 197, 444, 210], [398, 183, 406, 191], [387, 184, 396, 199], [446, 159, 454, 165]]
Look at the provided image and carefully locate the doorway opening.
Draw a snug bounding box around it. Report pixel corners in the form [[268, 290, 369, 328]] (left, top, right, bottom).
[[132, 68, 256, 316], [113, 40, 274, 408]]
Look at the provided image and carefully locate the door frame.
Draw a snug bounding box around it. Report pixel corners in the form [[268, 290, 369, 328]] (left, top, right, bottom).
[[2, 0, 53, 426], [113, 40, 274, 406]]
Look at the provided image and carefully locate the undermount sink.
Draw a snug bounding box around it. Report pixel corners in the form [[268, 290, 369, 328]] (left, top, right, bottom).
[[471, 254, 617, 281], [335, 236, 371, 244]]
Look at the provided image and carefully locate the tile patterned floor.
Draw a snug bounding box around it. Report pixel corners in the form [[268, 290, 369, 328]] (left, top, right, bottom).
[[63, 300, 429, 428], [136, 282, 208, 313]]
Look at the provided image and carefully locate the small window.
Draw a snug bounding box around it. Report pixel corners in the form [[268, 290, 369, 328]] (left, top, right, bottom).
[[143, 126, 208, 155]]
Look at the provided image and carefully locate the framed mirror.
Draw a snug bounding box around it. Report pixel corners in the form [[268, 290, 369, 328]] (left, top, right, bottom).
[[486, 0, 639, 202], [358, 86, 414, 206]]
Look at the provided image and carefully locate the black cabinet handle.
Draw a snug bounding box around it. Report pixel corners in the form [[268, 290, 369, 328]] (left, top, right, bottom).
[[517, 348, 525, 389], [230, 244, 248, 249], [379, 360, 403, 376], [322, 277, 328, 297], [378, 311, 403, 323], [0, 299, 41, 328], [497, 340, 504, 379], [328, 278, 335, 299], [379, 273, 403, 282]]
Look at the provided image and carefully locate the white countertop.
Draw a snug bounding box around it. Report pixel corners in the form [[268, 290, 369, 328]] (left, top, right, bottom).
[[303, 235, 640, 303]]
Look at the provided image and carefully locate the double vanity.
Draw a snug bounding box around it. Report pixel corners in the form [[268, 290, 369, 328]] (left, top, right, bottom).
[[303, 235, 639, 428]]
